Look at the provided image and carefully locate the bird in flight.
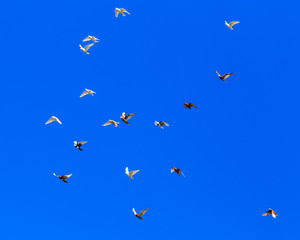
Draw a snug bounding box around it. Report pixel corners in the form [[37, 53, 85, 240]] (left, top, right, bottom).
[[155, 121, 169, 129], [79, 43, 94, 54], [53, 173, 72, 183], [103, 120, 119, 127], [216, 71, 234, 82], [45, 116, 62, 125], [132, 208, 148, 220], [80, 89, 96, 98], [115, 8, 130, 17], [171, 167, 185, 177], [225, 21, 240, 30], [262, 208, 278, 218], [83, 35, 99, 43], [125, 167, 140, 179], [184, 102, 198, 109], [74, 141, 87, 151], [120, 112, 135, 125]]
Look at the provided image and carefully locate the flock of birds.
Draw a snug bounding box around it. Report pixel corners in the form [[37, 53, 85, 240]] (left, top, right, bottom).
[[45, 8, 277, 220]]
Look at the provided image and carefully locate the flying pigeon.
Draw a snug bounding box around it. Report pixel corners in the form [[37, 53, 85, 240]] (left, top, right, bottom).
[[125, 167, 140, 179], [79, 43, 94, 54], [80, 89, 96, 98], [262, 208, 278, 218], [225, 21, 240, 30], [83, 36, 99, 43], [45, 116, 62, 125], [120, 112, 135, 125], [53, 173, 72, 183], [171, 167, 185, 177], [115, 8, 130, 17], [132, 208, 148, 220], [154, 121, 169, 129], [184, 102, 198, 109], [216, 71, 234, 82], [74, 141, 87, 151], [103, 120, 119, 127]]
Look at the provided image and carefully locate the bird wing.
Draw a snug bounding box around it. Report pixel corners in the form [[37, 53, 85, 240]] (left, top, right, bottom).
[[138, 208, 148, 217], [121, 8, 130, 15], [154, 121, 159, 126], [80, 90, 88, 97], [125, 167, 129, 174], [84, 43, 94, 51], [262, 210, 271, 216], [129, 170, 140, 177], [83, 36, 91, 42], [272, 212, 277, 218], [103, 121, 112, 126], [191, 103, 198, 109], [160, 121, 169, 126], [53, 173, 57, 176], [125, 113, 135, 120], [112, 121, 119, 127], [115, 9, 120, 17], [132, 208, 137, 215], [223, 73, 234, 80], [45, 118, 54, 124], [64, 174, 72, 178], [229, 21, 239, 27], [78, 141, 87, 146], [55, 118, 62, 124]]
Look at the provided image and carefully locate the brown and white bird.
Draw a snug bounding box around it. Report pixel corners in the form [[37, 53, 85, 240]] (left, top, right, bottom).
[[80, 89, 96, 98], [53, 173, 72, 183], [132, 208, 148, 220], [154, 121, 169, 129], [216, 71, 234, 82], [103, 120, 119, 127], [115, 8, 130, 17], [184, 102, 198, 109], [125, 167, 140, 179], [225, 21, 240, 30], [83, 35, 99, 43], [74, 141, 87, 151], [171, 167, 185, 177], [79, 43, 94, 54], [262, 208, 278, 218], [120, 112, 135, 125], [45, 116, 62, 125]]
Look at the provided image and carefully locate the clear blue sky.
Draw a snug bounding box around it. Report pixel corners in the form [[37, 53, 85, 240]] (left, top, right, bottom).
[[0, 0, 299, 239]]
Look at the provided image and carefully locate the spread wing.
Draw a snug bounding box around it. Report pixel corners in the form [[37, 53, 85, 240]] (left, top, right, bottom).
[[223, 73, 233, 80], [112, 121, 119, 127], [115, 9, 120, 17], [272, 212, 277, 218], [125, 113, 135, 120], [80, 90, 88, 97], [191, 103, 198, 109], [138, 208, 148, 217], [55, 118, 62, 124], [84, 43, 94, 51], [160, 121, 169, 126], [132, 208, 137, 215], [78, 141, 87, 146], [125, 167, 129, 174], [121, 8, 130, 15], [262, 210, 271, 216], [129, 170, 140, 177], [64, 174, 72, 179], [83, 36, 91, 42], [45, 117, 54, 124], [229, 21, 239, 27], [103, 121, 112, 126], [171, 168, 175, 173]]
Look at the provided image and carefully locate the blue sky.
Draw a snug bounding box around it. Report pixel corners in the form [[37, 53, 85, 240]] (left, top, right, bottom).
[[0, 0, 300, 239]]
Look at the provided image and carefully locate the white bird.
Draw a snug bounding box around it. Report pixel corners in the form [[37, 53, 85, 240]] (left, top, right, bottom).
[[80, 89, 96, 98], [125, 167, 140, 179], [74, 141, 87, 151], [115, 8, 130, 17], [132, 208, 148, 220], [45, 116, 62, 125], [102, 120, 119, 127], [225, 21, 240, 30], [83, 36, 99, 43], [79, 43, 94, 54]]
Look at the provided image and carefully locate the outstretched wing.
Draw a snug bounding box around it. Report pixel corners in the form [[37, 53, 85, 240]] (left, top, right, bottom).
[[138, 208, 148, 217], [78, 141, 87, 147], [229, 21, 239, 27], [223, 73, 234, 80], [45, 118, 54, 124], [125, 113, 135, 120], [83, 36, 91, 42], [84, 43, 94, 51], [160, 121, 169, 126], [103, 121, 112, 126], [115, 8, 120, 17], [121, 8, 130, 15], [171, 167, 175, 173], [129, 170, 140, 177], [132, 208, 137, 215], [262, 210, 271, 216], [80, 90, 88, 97], [125, 167, 129, 174], [191, 103, 198, 109], [55, 118, 62, 124], [64, 174, 72, 179]]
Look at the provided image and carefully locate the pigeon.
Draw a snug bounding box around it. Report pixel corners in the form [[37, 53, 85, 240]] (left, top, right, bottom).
[[154, 121, 169, 129], [74, 141, 87, 151], [103, 120, 119, 127], [225, 21, 240, 30], [120, 112, 135, 125], [83, 36, 99, 43], [125, 167, 140, 179], [79, 43, 94, 54], [262, 208, 278, 218], [45, 116, 62, 125], [184, 103, 198, 109], [132, 208, 148, 220], [171, 167, 185, 177], [216, 71, 234, 82], [115, 8, 130, 17], [53, 173, 72, 183], [80, 89, 96, 98]]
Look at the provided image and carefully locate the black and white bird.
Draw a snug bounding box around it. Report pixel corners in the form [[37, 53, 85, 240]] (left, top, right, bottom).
[[154, 121, 169, 129], [132, 208, 148, 220], [53, 173, 72, 183], [216, 71, 234, 82], [74, 141, 87, 151], [120, 112, 135, 125]]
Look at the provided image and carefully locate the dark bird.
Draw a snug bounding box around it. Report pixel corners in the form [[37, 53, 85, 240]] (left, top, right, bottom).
[[216, 71, 234, 82], [171, 167, 185, 177], [53, 173, 72, 183], [120, 112, 135, 125], [184, 102, 198, 109], [132, 208, 148, 220], [262, 208, 278, 218], [74, 141, 87, 151], [154, 121, 169, 129]]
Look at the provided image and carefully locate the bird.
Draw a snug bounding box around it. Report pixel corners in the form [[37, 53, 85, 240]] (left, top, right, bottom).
[[225, 21, 240, 30], [125, 167, 140, 179], [262, 208, 278, 218], [171, 167, 185, 177], [184, 102, 198, 109], [103, 120, 119, 127], [79, 43, 94, 54], [154, 121, 169, 129], [132, 208, 148, 220], [80, 89, 96, 98], [83, 35, 99, 43], [45, 116, 62, 125], [216, 71, 234, 82], [53, 173, 72, 183], [120, 112, 135, 125], [74, 141, 87, 151], [115, 8, 130, 17]]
